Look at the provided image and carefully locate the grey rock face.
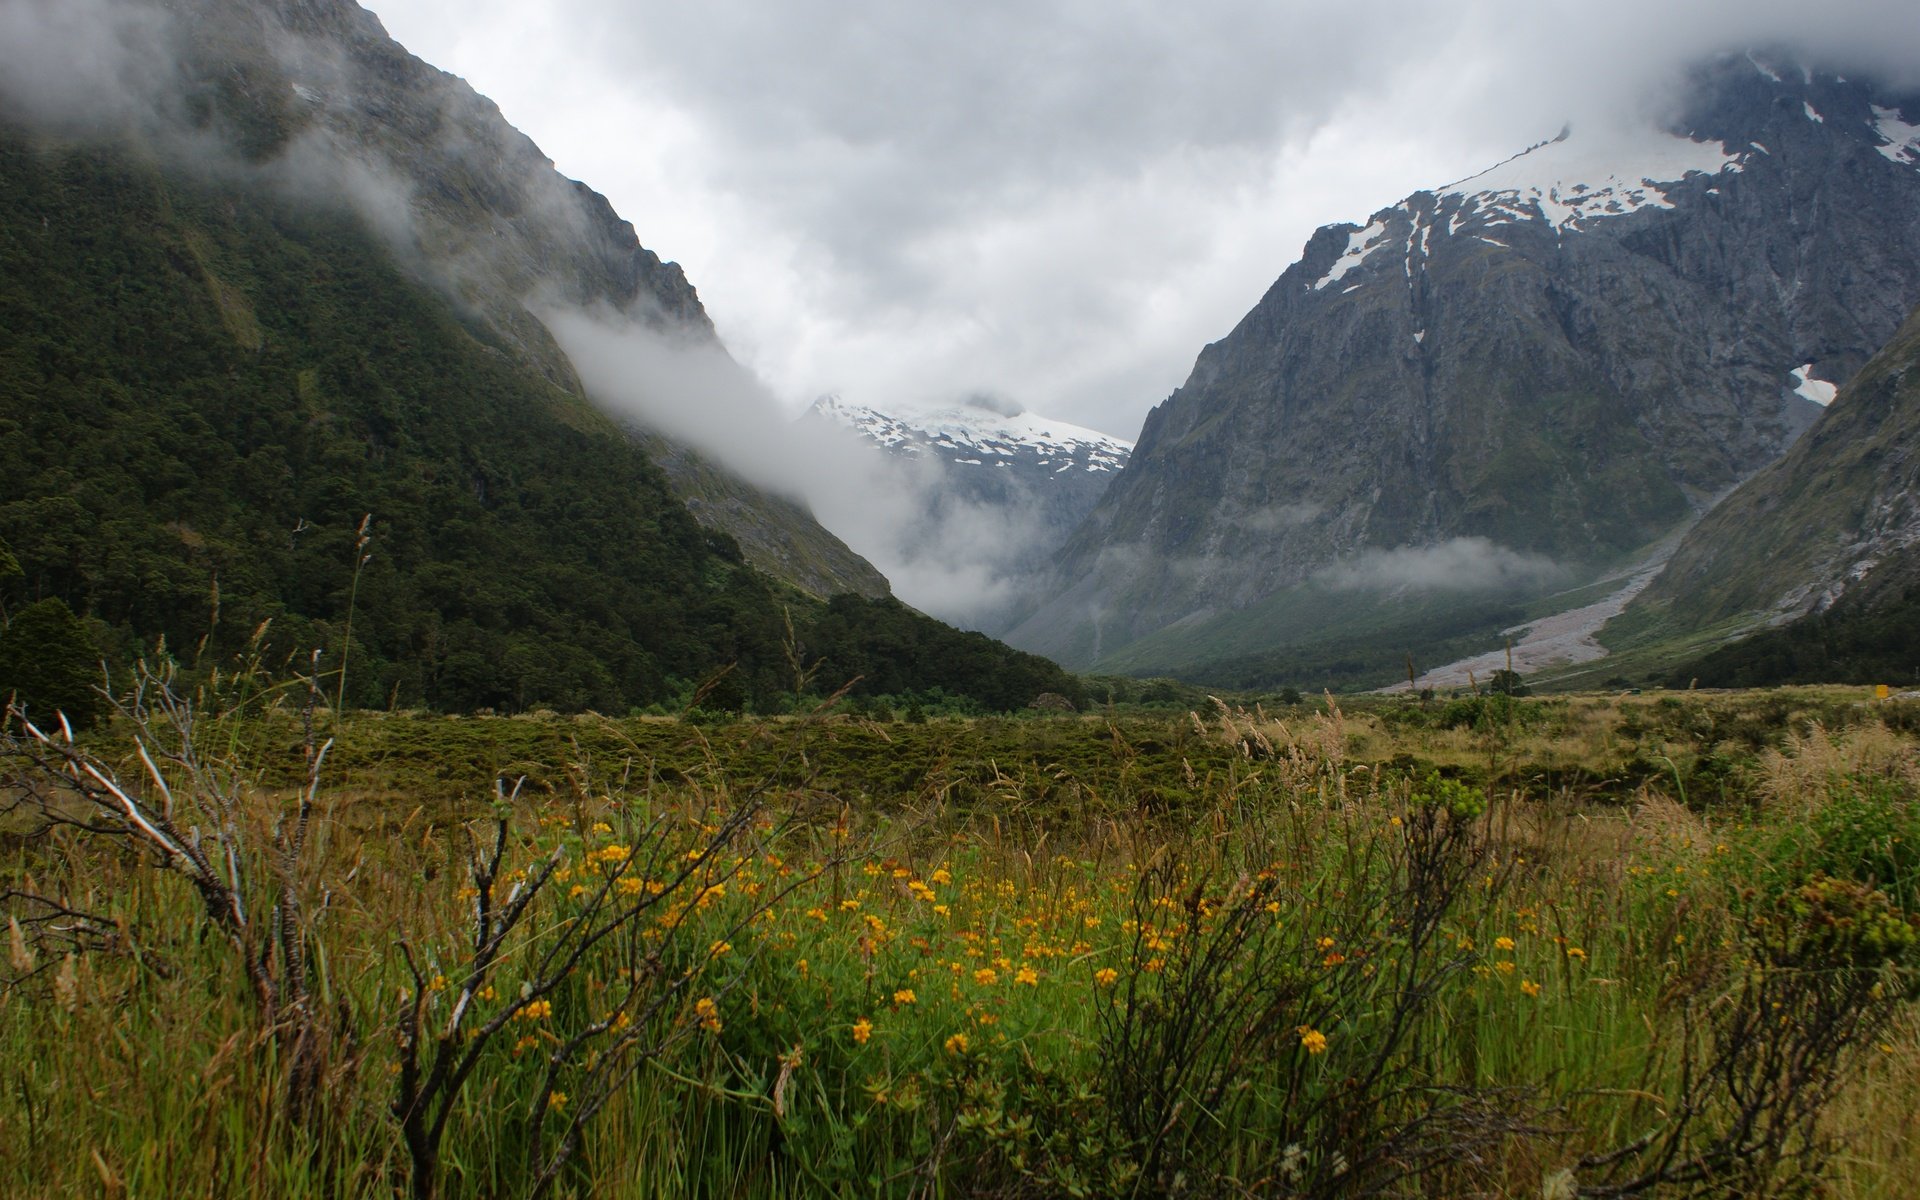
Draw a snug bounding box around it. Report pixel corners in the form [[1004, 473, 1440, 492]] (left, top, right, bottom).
[[1008, 55, 1920, 671]]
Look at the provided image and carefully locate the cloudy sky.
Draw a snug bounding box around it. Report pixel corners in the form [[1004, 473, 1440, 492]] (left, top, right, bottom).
[[364, 0, 1919, 439]]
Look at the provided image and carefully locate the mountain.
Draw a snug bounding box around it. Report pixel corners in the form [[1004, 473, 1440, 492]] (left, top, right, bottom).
[[800, 394, 1131, 632], [0, 0, 1076, 714], [50, 0, 885, 600], [806, 396, 1130, 484], [804, 394, 1130, 606], [1615, 298, 1920, 685], [1004, 53, 1920, 685]]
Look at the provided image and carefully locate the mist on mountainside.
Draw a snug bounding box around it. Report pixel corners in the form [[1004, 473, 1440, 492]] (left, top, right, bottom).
[[0, 0, 1081, 625], [548, 310, 1066, 628]]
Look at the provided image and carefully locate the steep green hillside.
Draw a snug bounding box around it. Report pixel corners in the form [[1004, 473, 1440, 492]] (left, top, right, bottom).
[[0, 130, 1073, 713], [1629, 302, 1920, 637], [1670, 581, 1920, 688], [1612, 297, 1920, 691]]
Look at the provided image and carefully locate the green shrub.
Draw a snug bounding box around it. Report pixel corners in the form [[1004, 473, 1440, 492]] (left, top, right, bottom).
[[0, 596, 104, 729], [1799, 777, 1920, 908]]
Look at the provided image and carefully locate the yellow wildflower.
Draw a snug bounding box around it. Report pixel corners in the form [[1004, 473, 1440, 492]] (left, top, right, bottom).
[[1015, 966, 1039, 987], [1520, 979, 1542, 998], [1297, 1026, 1328, 1055], [1094, 967, 1119, 988], [852, 1017, 873, 1045], [893, 988, 917, 1005], [973, 967, 999, 986], [695, 996, 723, 1034], [1494, 936, 1516, 952], [945, 1033, 969, 1055]]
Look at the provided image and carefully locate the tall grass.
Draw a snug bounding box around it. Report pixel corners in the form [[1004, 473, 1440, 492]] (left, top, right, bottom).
[[3, 690, 1918, 1197]]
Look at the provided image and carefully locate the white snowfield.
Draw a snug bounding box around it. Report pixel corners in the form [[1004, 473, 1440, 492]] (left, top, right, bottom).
[[809, 395, 1133, 473], [1314, 220, 1392, 291], [1874, 105, 1920, 168], [1308, 125, 1748, 290], [1437, 127, 1742, 232], [1790, 365, 1838, 408]]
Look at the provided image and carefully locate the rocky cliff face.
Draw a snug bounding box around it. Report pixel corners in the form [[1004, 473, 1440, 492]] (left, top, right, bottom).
[[1006, 54, 1920, 674], [144, 0, 886, 598]]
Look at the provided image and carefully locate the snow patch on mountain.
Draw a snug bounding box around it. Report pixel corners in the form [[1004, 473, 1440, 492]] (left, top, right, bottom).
[[1790, 365, 1838, 407], [1313, 219, 1392, 291], [1438, 127, 1742, 232], [808, 395, 1133, 473], [1875, 105, 1920, 168], [1747, 52, 1785, 84]]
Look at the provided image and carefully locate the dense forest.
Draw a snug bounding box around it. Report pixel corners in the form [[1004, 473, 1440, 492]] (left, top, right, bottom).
[[0, 130, 1078, 716]]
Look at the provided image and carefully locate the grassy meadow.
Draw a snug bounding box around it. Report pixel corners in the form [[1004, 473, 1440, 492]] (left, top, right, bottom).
[[4, 681, 1920, 1198]]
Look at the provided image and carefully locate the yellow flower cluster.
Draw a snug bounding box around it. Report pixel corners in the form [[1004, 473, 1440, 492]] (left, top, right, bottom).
[[695, 996, 722, 1034]]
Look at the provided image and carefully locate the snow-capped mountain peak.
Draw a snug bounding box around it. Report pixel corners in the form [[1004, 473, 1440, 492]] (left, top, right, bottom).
[[1435, 126, 1743, 233], [807, 395, 1132, 474]]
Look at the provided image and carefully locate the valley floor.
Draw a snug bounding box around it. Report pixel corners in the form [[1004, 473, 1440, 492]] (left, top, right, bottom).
[[1389, 539, 1681, 692], [3, 686, 1918, 1198]]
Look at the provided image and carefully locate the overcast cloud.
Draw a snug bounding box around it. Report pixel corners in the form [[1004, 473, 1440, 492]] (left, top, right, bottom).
[[360, 0, 1920, 439]]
